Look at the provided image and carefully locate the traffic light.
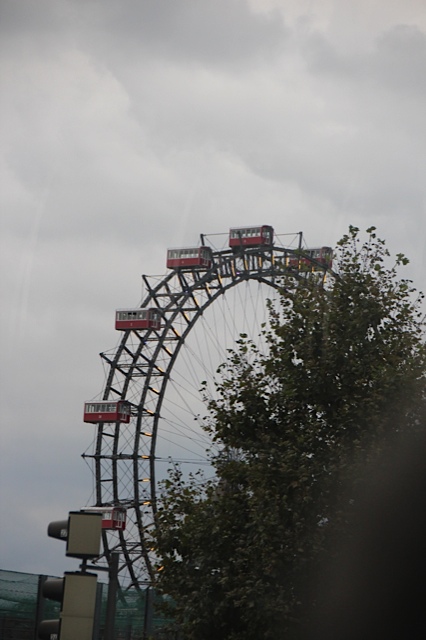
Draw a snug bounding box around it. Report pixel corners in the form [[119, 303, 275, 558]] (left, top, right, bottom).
[[38, 511, 102, 640], [38, 572, 98, 640], [48, 511, 102, 558]]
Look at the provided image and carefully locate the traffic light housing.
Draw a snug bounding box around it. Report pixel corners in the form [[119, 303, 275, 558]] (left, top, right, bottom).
[[38, 511, 102, 640], [38, 572, 98, 640], [48, 511, 102, 559]]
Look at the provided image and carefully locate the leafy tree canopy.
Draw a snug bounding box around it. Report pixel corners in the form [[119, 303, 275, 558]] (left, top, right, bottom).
[[153, 227, 426, 640]]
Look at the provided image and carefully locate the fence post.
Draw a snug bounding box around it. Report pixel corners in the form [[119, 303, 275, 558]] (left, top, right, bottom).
[[33, 575, 47, 640], [142, 586, 153, 640]]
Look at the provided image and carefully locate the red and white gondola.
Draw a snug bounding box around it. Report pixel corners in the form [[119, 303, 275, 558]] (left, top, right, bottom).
[[287, 247, 333, 270], [81, 506, 127, 530], [166, 246, 213, 269], [115, 308, 161, 331], [83, 400, 131, 424], [229, 225, 274, 250]]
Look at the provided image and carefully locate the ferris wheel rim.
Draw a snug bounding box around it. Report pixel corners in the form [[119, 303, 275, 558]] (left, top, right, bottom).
[[88, 241, 334, 588]]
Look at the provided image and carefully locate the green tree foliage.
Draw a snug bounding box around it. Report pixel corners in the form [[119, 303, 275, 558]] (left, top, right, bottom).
[[153, 227, 426, 640]]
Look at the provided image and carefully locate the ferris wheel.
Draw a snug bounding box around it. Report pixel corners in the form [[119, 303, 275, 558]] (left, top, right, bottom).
[[82, 226, 334, 590]]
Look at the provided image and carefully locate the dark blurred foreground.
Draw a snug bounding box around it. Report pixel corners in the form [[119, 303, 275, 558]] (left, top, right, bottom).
[[304, 429, 426, 640]]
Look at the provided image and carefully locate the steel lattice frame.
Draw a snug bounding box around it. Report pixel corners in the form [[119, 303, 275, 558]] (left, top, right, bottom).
[[83, 240, 332, 590]]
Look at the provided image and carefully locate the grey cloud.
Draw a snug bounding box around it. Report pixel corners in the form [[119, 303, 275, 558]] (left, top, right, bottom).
[[0, 0, 65, 32], [97, 0, 287, 68], [373, 25, 426, 96], [304, 23, 426, 97], [1, 0, 287, 69]]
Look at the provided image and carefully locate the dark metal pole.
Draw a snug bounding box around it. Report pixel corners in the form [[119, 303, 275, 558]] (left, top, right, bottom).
[[93, 581, 103, 640], [33, 575, 46, 640], [104, 553, 119, 640], [142, 586, 153, 640]]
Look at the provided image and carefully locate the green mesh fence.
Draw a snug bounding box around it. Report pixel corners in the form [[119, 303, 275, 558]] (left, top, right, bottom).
[[0, 570, 60, 639], [0, 569, 175, 640]]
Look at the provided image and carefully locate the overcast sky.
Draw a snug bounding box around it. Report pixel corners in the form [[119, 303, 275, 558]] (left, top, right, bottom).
[[1, 0, 425, 579]]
